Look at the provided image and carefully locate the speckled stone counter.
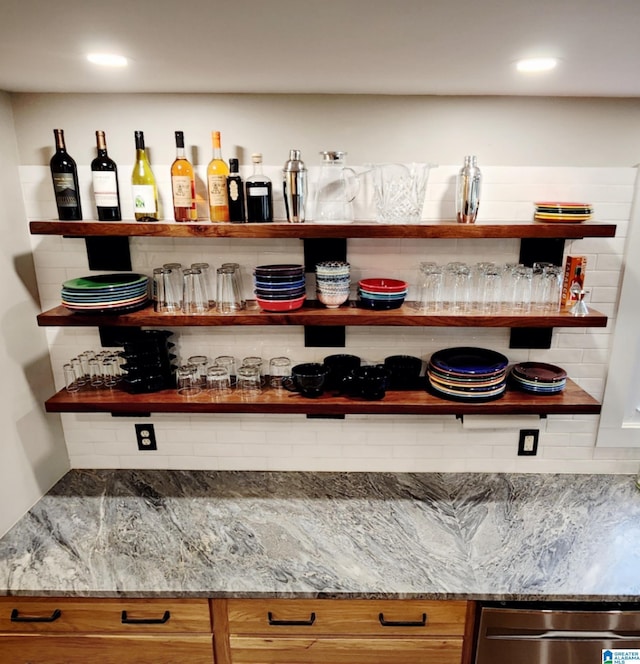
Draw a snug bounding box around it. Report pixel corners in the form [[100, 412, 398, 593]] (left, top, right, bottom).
[[0, 470, 638, 601]]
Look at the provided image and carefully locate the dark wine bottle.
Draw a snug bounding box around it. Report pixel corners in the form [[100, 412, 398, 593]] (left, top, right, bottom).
[[91, 130, 121, 221], [50, 128, 82, 220], [227, 158, 246, 222]]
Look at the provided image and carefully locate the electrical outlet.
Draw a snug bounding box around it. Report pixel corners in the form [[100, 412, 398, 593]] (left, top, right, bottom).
[[135, 423, 157, 451], [518, 429, 539, 456]]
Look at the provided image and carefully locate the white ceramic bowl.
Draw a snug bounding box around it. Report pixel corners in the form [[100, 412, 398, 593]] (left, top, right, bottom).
[[317, 291, 350, 309]]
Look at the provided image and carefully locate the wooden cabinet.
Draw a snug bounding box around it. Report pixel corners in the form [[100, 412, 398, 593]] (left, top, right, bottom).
[[0, 597, 214, 664], [212, 598, 475, 664]]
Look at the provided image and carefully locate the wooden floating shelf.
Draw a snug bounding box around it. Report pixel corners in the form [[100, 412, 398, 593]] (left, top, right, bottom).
[[37, 302, 609, 328], [29, 220, 617, 240], [44, 379, 601, 416]]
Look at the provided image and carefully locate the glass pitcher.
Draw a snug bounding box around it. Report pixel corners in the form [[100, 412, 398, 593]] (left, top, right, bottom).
[[312, 151, 360, 223]]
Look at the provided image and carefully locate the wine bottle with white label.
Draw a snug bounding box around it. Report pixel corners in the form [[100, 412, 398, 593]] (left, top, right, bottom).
[[131, 130, 159, 221], [91, 130, 121, 221], [50, 128, 82, 220]]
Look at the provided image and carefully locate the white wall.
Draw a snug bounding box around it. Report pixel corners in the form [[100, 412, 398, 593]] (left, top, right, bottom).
[[0, 92, 68, 537], [13, 92, 640, 475]]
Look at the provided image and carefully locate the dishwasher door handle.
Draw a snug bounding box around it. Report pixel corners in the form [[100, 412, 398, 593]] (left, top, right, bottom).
[[487, 628, 640, 641]]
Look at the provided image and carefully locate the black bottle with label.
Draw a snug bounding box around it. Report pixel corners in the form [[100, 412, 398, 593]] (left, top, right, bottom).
[[50, 128, 82, 220], [227, 158, 246, 222], [245, 153, 273, 222]]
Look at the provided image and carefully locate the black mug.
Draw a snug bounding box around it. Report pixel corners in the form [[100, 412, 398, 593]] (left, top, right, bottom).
[[323, 354, 361, 391], [282, 362, 329, 398], [383, 354, 423, 389], [342, 365, 389, 400]]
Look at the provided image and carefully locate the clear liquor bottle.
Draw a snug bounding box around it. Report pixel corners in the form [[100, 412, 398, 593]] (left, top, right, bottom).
[[245, 153, 273, 223]]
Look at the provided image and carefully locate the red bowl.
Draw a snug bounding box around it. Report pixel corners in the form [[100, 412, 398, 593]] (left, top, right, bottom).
[[255, 295, 306, 312], [358, 278, 408, 293]]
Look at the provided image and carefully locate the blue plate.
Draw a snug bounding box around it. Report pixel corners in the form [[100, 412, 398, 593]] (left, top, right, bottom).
[[430, 347, 509, 376]]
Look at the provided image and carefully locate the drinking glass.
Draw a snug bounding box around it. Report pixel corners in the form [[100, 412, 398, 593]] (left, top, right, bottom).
[[532, 261, 555, 310], [191, 262, 214, 307], [236, 365, 262, 397], [541, 265, 563, 312], [480, 266, 502, 313], [187, 355, 209, 387], [63, 363, 80, 392], [216, 267, 242, 314], [153, 267, 172, 313], [501, 263, 522, 310], [221, 262, 246, 308], [176, 364, 201, 397], [268, 356, 292, 389], [70, 357, 87, 386], [414, 263, 443, 312], [162, 263, 183, 311], [88, 358, 104, 387], [472, 262, 496, 309], [214, 355, 237, 383], [444, 262, 471, 312], [102, 357, 119, 388], [206, 366, 231, 395], [182, 268, 209, 314], [511, 265, 533, 311]]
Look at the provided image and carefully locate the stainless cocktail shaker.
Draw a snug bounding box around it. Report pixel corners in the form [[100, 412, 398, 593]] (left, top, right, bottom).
[[283, 149, 307, 223], [456, 155, 481, 224]]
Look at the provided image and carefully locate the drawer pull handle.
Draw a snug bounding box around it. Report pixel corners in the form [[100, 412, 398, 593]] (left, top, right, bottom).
[[268, 611, 316, 626], [379, 612, 427, 627], [10, 608, 62, 623], [121, 610, 171, 625]]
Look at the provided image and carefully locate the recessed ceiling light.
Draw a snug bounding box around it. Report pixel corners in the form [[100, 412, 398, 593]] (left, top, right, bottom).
[[87, 53, 128, 68], [516, 57, 558, 73]]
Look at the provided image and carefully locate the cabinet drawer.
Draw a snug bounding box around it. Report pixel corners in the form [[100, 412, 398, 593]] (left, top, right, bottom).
[[0, 597, 211, 633], [229, 635, 464, 663], [226, 599, 467, 636], [0, 633, 214, 664]]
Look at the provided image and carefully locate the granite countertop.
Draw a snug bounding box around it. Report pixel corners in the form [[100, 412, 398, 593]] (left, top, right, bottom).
[[0, 470, 638, 601]]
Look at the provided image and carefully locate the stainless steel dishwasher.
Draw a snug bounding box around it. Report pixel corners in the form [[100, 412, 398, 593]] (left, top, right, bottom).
[[475, 602, 640, 664]]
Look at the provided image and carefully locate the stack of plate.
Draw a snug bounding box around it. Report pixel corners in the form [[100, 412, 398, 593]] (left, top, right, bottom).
[[427, 346, 509, 402], [534, 201, 593, 223], [358, 278, 408, 310], [61, 273, 149, 314], [254, 264, 306, 312], [510, 361, 567, 394]]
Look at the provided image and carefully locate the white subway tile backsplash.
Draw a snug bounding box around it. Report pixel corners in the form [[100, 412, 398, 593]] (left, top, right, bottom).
[[24, 165, 637, 472]]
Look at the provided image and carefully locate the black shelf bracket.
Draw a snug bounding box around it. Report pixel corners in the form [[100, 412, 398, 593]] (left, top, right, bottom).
[[509, 237, 566, 349], [99, 326, 142, 347], [303, 238, 348, 347], [84, 236, 132, 271]]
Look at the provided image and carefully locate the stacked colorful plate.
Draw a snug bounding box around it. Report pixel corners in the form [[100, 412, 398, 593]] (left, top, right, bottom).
[[254, 264, 306, 312], [61, 273, 149, 314], [358, 278, 407, 310], [534, 201, 593, 223], [510, 361, 567, 394], [427, 346, 509, 402]]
